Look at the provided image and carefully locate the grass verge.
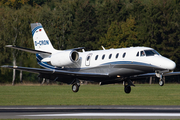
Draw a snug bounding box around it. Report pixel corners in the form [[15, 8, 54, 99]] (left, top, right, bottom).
[[0, 84, 180, 105]]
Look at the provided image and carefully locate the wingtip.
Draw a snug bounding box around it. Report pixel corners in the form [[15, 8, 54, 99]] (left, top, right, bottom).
[[5, 45, 13, 48], [1, 65, 18, 69], [1, 65, 9, 68]]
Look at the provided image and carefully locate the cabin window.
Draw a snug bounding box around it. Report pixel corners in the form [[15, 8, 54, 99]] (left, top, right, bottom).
[[116, 53, 119, 58], [136, 52, 139, 56], [140, 51, 145, 56], [109, 54, 112, 59], [87, 56, 90, 61], [122, 52, 126, 58], [95, 55, 98, 60], [102, 54, 105, 60]]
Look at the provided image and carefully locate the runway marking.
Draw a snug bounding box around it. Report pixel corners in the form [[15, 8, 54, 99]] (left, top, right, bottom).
[[20, 113, 180, 117]]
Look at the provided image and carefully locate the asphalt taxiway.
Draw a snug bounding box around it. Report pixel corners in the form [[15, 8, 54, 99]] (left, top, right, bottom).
[[1, 105, 180, 119]]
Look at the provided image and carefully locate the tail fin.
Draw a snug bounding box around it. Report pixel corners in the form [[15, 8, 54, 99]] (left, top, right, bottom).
[[31, 23, 55, 53]]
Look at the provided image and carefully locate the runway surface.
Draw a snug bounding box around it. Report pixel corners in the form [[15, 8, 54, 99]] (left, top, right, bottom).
[[1, 105, 180, 119]]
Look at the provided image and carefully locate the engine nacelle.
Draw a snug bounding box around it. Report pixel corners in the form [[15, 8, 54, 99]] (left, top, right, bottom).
[[51, 50, 79, 67]]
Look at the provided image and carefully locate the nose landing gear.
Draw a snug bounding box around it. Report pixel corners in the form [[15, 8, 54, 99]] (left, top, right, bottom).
[[159, 74, 164, 86], [157, 72, 164, 86], [156, 71, 166, 86]]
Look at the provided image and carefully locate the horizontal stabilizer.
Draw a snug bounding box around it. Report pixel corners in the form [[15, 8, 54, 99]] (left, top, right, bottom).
[[6, 45, 51, 54], [1, 65, 53, 74]]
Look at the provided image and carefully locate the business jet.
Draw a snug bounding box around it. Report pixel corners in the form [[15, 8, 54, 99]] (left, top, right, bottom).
[[2, 23, 180, 94]]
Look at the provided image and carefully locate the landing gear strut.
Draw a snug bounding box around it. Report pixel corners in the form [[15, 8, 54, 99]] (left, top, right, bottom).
[[123, 80, 135, 94]]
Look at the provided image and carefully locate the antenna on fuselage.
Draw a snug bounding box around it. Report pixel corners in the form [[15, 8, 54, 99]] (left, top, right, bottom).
[[82, 49, 85, 52], [101, 46, 105, 50]]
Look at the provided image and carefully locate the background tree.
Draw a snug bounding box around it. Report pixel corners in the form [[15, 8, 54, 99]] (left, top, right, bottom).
[[99, 16, 138, 49], [68, 0, 98, 50]]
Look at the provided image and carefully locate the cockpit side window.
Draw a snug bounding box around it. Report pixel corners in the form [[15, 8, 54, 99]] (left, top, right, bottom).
[[140, 51, 145, 56], [153, 50, 160, 55], [144, 50, 160, 56]]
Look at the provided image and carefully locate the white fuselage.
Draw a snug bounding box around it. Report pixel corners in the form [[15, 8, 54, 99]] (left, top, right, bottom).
[[77, 47, 176, 71]]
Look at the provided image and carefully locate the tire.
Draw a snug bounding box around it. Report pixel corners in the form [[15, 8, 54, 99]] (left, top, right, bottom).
[[159, 80, 164, 86], [124, 85, 131, 94], [72, 84, 79, 92]]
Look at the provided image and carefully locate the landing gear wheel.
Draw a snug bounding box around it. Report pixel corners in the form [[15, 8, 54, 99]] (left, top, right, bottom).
[[72, 84, 79, 92], [124, 85, 131, 94], [159, 80, 164, 86]]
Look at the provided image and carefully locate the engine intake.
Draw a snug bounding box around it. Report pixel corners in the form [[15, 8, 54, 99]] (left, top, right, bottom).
[[51, 50, 79, 67], [71, 51, 79, 62]]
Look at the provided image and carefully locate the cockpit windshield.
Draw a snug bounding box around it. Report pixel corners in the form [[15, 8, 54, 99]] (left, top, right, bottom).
[[144, 50, 160, 56]]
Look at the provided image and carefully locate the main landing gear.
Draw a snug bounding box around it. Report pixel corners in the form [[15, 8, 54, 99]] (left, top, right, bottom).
[[72, 79, 80, 92], [124, 85, 131, 94], [72, 83, 80, 92], [123, 80, 135, 94]]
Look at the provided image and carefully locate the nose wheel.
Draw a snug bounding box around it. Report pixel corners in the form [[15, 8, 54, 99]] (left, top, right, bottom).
[[159, 80, 164, 86]]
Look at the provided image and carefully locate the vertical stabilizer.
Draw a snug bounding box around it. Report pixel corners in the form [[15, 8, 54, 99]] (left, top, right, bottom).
[[31, 23, 55, 53]]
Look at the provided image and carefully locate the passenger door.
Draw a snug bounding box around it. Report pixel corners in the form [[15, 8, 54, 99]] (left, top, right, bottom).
[[85, 53, 92, 66]]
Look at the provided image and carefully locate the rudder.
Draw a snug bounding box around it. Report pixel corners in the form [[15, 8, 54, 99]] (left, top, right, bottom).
[[31, 23, 55, 53]]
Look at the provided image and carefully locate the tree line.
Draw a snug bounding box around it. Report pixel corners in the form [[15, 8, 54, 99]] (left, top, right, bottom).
[[0, 0, 180, 83]]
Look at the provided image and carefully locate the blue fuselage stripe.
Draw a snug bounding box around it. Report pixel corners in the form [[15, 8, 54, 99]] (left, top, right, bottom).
[[101, 61, 156, 68], [36, 54, 56, 69]]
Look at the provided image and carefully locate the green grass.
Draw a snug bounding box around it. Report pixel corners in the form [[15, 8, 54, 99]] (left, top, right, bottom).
[[0, 84, 180, 105]]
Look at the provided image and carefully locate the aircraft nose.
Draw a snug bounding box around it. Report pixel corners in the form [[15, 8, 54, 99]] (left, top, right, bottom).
[[170, 60, 176, 70], [166, 59, 176, 70], [158, 57, 176, 70]]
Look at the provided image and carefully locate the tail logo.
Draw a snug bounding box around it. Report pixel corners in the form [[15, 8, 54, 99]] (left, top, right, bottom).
[[35, 40, 49, 46]]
